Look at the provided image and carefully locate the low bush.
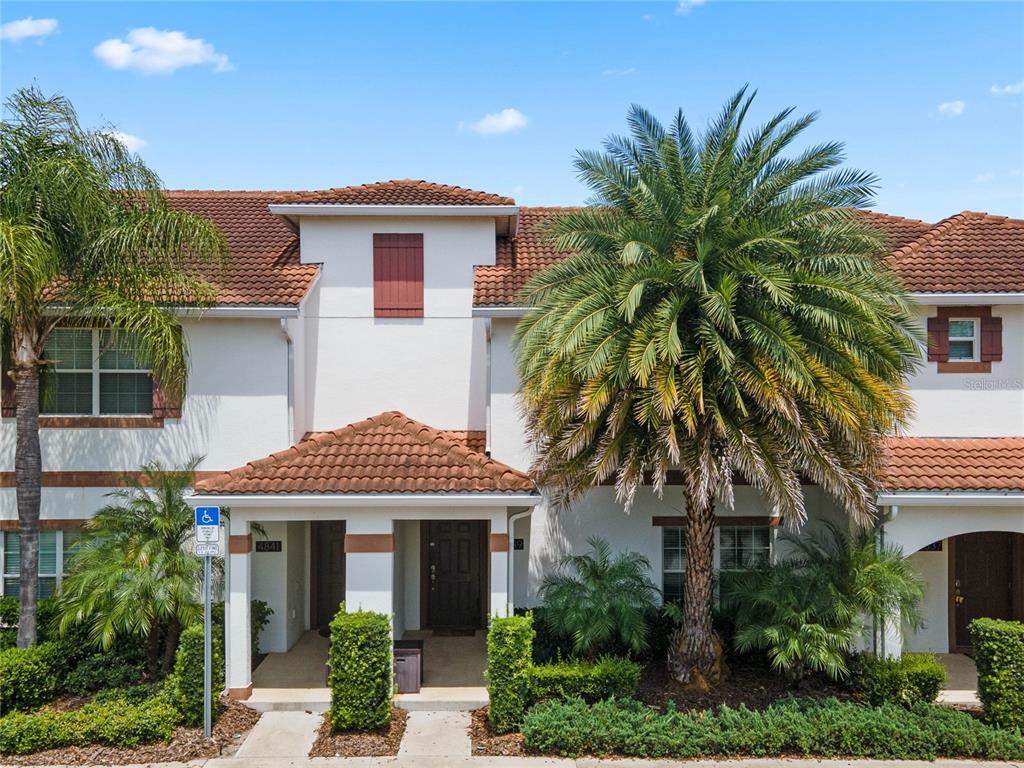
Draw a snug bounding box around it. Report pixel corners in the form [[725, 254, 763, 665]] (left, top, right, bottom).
[[0, 598, 60, 649], [327, 606, 392, 731], [169, 623, 224, 726], [64, 650, 147, 697], [971, 617, 1024, 729], [0, 697, 180, 755], [486, 614, 535, 733], [521, 697, 1024, 760], [530, 657, 641, 702], [860, 652, 946, 707], [0, 642, 62, 714]]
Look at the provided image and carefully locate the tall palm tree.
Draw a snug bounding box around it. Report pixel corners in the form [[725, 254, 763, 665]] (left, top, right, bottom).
[[515, 88, 921, 687], [0, 87, 227, 646], [55, 459, 204, 675]]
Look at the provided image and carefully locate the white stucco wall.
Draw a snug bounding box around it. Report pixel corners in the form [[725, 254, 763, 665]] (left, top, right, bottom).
[[296, 216, 493, 432], [904, 546, 949, 652], [907, 304, 1024, 437], [250, 520, 309, 653]]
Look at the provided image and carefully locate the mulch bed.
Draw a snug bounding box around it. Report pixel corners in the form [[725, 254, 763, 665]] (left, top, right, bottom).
[[470, 660, 857, 757], [471, 706, 524, 756], [308, 706, 407, 757], [0, 697, 260, 766], [637, 657, 857, 712]]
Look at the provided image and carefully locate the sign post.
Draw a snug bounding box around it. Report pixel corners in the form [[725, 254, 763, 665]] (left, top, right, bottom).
[[194, 506, 221, 739]]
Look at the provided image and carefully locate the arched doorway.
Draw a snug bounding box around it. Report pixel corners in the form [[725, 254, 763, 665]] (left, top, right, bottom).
[[948, 532, 1024, 652]]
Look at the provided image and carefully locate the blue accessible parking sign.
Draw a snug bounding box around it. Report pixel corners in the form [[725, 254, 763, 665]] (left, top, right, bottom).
[[195, 506, 220, 527]]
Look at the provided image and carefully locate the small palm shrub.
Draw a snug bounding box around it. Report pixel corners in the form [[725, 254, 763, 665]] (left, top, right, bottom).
[[538, 537, 660, 658], [724, 523, 924, 682]]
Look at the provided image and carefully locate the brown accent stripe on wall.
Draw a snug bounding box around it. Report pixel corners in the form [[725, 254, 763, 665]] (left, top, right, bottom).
[[228, 534, 252, 554], [652, 515, 782, 527], [0, 519, 86, 532], [37, 416, 164, 429], [344, 533, 394, 553], [0, 471, 222, 488], [489, 533, 509, 552], [227, 685, 252, 700]]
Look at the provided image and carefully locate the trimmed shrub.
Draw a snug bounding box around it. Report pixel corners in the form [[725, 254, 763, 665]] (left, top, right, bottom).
[[486, 614, 535, 733], [861, 652, 946, 707], [0, 698, 180, 755], [0, 643, 62, 714], [971, 617, 1024, 729], [327, 606, 392, 731], [170, 623, 224, 726], [530, 656, 641, 702], [520, 696, 1024, 760], [64, 650, 147, 697]]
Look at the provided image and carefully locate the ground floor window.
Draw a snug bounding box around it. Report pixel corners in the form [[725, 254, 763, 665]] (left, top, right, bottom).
[[661, 524, 774, 603], [0, 530, 82, 599]]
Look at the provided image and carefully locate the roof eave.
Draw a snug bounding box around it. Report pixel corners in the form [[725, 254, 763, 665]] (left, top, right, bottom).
[[186, 491, 541, 508], [269, 203, 519, 219], [878, 490, 1024, 506], [910, 292, 1024, 305], [472, 305, 529, 318]]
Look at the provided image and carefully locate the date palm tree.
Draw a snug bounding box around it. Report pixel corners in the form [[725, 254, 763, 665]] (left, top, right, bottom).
[[55, 458, 204, 676], [515, 88, 920, 687], [0, 87, 227, 646]]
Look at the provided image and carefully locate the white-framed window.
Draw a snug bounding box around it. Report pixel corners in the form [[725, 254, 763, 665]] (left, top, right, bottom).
[[41, 328, 152, 416], [0, 530, 82, 599], [662, 524, 774, 603], [948, 318, 980, 362]]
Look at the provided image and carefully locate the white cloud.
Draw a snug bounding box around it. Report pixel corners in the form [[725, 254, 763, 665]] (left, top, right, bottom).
[[94, 27, 233, 74], [0, 17, 58, 42], [937, 100, 966, 117], [973, 172, 995, 184], [991, 81, 1024, 96], [103, 131, 147, 153], [465, 108, 528, 136], [641, 13, 655, 22], [675, 0, 707, 15], [602, 67, 636, 77]]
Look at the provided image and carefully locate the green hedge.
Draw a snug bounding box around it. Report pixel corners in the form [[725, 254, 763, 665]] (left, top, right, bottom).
[[486, 614, 535, 733], [0, 643, 62, 714], [521, 697, 1024, 760], [327, 606, 392, 731], [0, 697, 180, 755], [861, 652, 946, 707], [971, 618, 1024, 729], [0, 598, 59, 650], [170, 623, 224, 726], [530, 656, 641, 702]]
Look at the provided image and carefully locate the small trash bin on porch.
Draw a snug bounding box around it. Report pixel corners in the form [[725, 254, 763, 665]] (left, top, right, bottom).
[[394, 639, 424, 693]]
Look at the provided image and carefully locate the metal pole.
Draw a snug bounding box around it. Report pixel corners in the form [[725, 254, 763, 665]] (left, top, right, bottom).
[[203, 554, 212, 738]]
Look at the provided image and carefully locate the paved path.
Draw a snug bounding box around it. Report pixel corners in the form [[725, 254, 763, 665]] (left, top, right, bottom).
[[398, 710, 471, 757], [234, 710, 321, 759]]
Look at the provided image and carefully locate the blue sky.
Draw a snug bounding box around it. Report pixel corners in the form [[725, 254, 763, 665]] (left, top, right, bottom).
[[2, 1, 1022, 222]]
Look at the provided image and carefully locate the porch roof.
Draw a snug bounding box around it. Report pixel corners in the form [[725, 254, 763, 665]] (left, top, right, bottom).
[[883, 437, 1024, 492], [192, 411, 537, 496]]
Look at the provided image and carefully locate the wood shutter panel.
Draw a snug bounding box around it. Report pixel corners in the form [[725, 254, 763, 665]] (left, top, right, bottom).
[[927, 316, 949, 362], [373, 233, 424, 318], [151, 378, 183, 419], [981, 316, 1003, 362]]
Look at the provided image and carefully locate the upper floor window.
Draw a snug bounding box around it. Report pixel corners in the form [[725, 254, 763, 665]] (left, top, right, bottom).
[[373, 233, 424, 318], [948, 318, 979, 362], [42, 328, 152, 416]]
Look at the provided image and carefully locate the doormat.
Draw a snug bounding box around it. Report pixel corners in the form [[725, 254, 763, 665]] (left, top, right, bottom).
[[432, 628, 477, 637]]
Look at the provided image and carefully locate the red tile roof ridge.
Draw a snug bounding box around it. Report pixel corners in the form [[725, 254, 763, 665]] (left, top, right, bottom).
[[889, 211, 1010, 261], [163, 190, 294, 197], [273, 179, 516, 206]]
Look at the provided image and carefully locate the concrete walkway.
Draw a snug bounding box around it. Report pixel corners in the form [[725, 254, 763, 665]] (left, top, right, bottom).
[[235, 710, 321, 759], [398, 710, 471, 757], [937, 653, 981, 706]]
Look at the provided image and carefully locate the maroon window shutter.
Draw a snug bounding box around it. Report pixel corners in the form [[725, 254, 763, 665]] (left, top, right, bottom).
[[1, 362, 14, 417], [373, 233, 424, 318], [927, 316, 949, 362], [981, 316, 1003, 362], [151, 379, 183, 419]]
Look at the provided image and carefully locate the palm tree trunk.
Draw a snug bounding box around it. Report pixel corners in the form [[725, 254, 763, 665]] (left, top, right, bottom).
[[146, 626, 162, 676], [668, 493, 724, 688], [161, 616, 181, 676], [13, 349, 41, 648]]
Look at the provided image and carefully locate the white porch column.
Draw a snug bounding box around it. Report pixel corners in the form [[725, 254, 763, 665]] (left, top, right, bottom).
[[489, 511, 509, 618], [226, 515, 252, 699], [344, 516, 394, 620]]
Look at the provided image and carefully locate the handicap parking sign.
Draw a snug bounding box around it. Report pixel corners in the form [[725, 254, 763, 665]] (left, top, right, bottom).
[[195, 507, 220, 527]]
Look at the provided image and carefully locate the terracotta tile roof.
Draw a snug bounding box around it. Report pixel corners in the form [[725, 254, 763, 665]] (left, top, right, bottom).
[[887, 212, 1024, 293], [165, 191, 319, 306], [474, 208, 1024, 306], [194, 411, 535, 495], [275, 180, 515, 206], [882, 437, 1024, 492]]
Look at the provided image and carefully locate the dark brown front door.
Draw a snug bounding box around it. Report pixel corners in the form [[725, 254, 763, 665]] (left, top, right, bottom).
[[953, 532, 1014, 650], [425, 520, 485, 629], [312, 521, 346, 631]]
